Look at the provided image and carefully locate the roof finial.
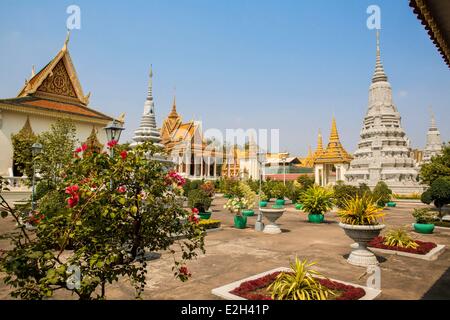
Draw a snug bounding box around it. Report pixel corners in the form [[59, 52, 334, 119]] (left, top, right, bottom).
[[147, 64, 153, 100], [372, 30, 388, 83], [62, 30, 70, 51], [429, 105, 436, 129], [317, 129, 323, 152], [31, 65, 36, 78]]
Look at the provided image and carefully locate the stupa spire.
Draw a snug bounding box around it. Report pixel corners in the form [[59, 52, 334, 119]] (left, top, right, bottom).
[[429, 106, 437, 129], [131, 66, 163, 148], [329, 116, 340, 142], [372, 30, 388, 83]]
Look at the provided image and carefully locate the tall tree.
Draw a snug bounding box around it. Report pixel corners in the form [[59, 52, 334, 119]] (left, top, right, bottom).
[[420, 144, 450, 186]]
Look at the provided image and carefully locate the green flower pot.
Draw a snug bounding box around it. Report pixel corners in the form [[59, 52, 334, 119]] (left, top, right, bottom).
[[414, 223, 434, 234], [224, 194, 231, 199], [272, 204, 284, 209], [295, 203, 303, 210], [259, 201, 268, 207], [234, 215, 247, 229], [243, 209, 255, 217], [275, 199, 286, 206], [198, 212, 212, 220], [387, 202, 397, 207], [308, 213, 324, 223]]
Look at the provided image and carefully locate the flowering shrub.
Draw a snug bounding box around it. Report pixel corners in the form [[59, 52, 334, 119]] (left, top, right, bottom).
[[200, 181, 215, 197], [0, 141, 205, 300], [224, 197, 249, 216]]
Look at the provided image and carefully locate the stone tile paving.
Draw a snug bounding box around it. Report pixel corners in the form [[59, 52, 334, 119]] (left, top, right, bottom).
[[0, 196, 449, 300]]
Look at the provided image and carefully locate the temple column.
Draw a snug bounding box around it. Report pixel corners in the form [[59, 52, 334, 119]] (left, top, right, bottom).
[[214, 159, 217, 178], [207, 156, 211, 177], [200, 155, 204, 178]]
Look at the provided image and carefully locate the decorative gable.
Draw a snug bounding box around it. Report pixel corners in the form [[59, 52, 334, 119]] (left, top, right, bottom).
[[36, 59, 77, 99]]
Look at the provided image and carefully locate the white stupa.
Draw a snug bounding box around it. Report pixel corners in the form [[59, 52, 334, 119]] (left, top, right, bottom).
[[422, 108, 443, 163], [345, 31, 422, 194], [131, 65, 164, 148]]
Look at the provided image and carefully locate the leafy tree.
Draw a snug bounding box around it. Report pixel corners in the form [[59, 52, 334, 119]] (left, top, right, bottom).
[[11, 118, 37, 178], [333, 182, 359, 209], [420, 145, 450, 186], [36, 119, 78, 185], [372, 181, 392, 207], [421, 177, 450, 220], [0, 141, 205, 299], [296, 175, 315, 190]]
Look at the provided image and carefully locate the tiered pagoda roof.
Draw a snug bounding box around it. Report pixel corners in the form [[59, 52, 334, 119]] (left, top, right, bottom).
[[0, 32, 112, 125], [314, 117, 352, 164]]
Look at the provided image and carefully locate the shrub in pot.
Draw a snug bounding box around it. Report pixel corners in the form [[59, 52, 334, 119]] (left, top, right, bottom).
[[200, 181, 215, 198], [224, 196, 248, 229], [188, 189, 212, 214], [372, 181, 392, 208], [300, 185, 333, 223], [338, 194, 385, 267], [239, 182, 257, 216], [259, 191, 269, 207], [412, 208, 435, 234], [272, 183, 287, 205]]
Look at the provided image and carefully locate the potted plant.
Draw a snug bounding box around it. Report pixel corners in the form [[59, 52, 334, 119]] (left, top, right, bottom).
[[188, 189, 213, 219], [412, 208, 435, 234], [338, 194, 385, 267], [259, 191, 269, 207], [240, 182, 257, 217], [300, 185, 333, 223], [272, 183, 287, 206], [200, 181, 215, 198], [224, 196, 248, 229]]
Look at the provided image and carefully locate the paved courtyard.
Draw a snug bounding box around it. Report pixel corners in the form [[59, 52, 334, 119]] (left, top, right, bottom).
[[0, 196, 449, 300]]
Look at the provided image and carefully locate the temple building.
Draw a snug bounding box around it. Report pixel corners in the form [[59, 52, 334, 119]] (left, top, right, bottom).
[[313, 117, 352, 186], [345, 32, 422, 194], [222, 140, 260, 180], [421, 109, 443, 163], [0, 33, 113, 182], [160, 97, 223, 180]]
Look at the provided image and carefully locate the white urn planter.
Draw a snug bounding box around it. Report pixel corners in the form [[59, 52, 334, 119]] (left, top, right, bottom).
[[339, 222, 385, 267], [260, 208, 285, 234]]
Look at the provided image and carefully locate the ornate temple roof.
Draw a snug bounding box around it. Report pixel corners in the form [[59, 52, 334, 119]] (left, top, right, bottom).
[[410, 0, 450, 68], [314, 117, 352, 164], [0, 32, 112, 124]]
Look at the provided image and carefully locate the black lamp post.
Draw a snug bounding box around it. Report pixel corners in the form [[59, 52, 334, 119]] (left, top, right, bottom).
[[104, 120, 125, 158], [31, 142, 43, 211]]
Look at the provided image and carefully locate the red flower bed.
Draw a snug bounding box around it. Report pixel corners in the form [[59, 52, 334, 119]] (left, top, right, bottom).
[[230, 272, 365, 300], [368, 236, 437, 255]]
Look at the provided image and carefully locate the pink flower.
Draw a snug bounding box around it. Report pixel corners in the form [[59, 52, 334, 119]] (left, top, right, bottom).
[[188, 214, 199, 224], [107, 140, 118, 148], [67, 195, 79, 208], [65, 185, 79, 195], [81, 144, 87, 151], [117, 185, 126, 193], [191, 208, 199, 214], [179, 266, 191, 277], [120, 150, 128, 160]]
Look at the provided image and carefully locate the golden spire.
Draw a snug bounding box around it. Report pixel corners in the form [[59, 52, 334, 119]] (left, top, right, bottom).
[[316, 129, 323, 152], [62, 30, 70, 52], [314, 117, 352, 164], [329, 116, 340, 142]]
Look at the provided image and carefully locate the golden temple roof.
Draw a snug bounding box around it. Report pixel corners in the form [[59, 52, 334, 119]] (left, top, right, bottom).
[[0, 32, 112, 124], [314, 117, 352, 164]]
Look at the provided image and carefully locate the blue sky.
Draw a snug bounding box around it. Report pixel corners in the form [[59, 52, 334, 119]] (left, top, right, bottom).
[[0, 0, 448, 155]]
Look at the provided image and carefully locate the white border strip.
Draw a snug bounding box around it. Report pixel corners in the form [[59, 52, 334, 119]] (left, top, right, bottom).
[[369, 244, 445, 261]]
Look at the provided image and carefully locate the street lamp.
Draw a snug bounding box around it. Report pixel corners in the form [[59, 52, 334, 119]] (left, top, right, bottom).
[[31, 142, 43, 211], [255, 150, 266, 232], [281, 155, 287, 186], [104, 120, 125, 157]]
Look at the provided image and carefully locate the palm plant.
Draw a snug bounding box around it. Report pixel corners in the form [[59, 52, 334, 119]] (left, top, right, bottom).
[[300, 185, 333, 215], [338, 194, 384, 225], [268, 257, 335, 300], [383, 228, 418, 249]]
